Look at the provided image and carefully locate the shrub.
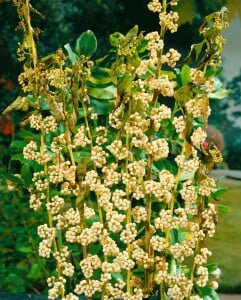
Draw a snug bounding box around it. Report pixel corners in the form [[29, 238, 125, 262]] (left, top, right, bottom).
[[3, 0, 229, 299]]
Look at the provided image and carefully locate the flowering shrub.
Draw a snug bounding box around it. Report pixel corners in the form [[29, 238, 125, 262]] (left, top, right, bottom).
[[4, 0, 229, 299]]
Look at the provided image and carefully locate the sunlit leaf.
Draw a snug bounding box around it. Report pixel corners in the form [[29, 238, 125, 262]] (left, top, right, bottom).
[[126, 25, 139, 38], [197, 285, 219, 300], [2, 96, 30, 115], [109, 32, 125, 47], [180, 64, 192, 85], [208, 88, 231, 99]]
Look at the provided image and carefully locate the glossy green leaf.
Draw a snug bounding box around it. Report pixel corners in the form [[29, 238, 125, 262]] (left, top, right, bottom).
[[88, 85, 116, 100], [10, 139, 29, 149], [206, 263, 220, 274], [90, 98, 113, 115], [75, 30, 97, 58], [109, 31, 125, 47], [89, 66, 112, 85], [197, 285, 219, 300], [137, 39, 149, 53]]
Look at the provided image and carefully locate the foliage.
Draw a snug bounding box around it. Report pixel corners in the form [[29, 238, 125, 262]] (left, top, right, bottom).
[[0, 166, 51, 293], [2, 0, 230, 299]]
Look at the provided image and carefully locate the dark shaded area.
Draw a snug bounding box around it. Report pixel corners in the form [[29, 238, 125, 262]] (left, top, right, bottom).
[[0, 294, 48, 300]]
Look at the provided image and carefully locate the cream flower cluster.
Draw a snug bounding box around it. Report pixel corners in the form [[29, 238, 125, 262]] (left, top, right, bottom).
[[18, 0, 227, 299]]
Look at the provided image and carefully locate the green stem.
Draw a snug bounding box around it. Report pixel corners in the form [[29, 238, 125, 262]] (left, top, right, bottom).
[[144, 5, 168, 290], [125, 100, 132, 294]]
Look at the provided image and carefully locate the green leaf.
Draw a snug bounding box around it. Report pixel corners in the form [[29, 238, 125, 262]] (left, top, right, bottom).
[[88, 243, 102, 255], [15, 245, 32, 253], [197, 285, 219, 300], [21, 163, 33, 186], [117, 72, 133, 95], [179, 168, 198, 181], [89, 66, 112, 85], [10, 139, 29, 149], [218, 204, 231, 214], [206, 263, 220, 274], [39, 98, 50, 110], [174, 84, 193, 105], [208, 88, 230, 100], [64, 43, 78, 64], [75, 30, 97, 58], [1, 170, 24, 185], [109, 32, 125, 47], [126, 25, 139, 38], [111, 272, 124, 282], [88, 85, 116, 100], [137, 39, 149, 53], [10, 153, 25, 163], [73, 150, 91, 164], [27, 263, 43, 279], [211, 187, 228, 200], [5, 273, 26, 293], [180, 64, 192, 85], [160, 70, 177, 80], [90, 98, 113, 115], [18, 129, 40, 141], [183, 41, 205, 64]]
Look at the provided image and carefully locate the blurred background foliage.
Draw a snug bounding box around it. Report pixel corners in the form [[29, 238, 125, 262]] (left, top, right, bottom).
[[0, 0, 241, 295]]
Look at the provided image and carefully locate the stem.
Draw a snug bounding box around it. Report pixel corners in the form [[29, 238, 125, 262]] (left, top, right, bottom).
[[188, 196, 205, 297], [165, 143, 185, 247], [125, 100, 132, 294], [144, 2, 167, 290], [24, 0, 38, 69], [81, 99, 104, 225]]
